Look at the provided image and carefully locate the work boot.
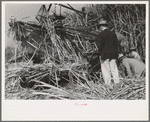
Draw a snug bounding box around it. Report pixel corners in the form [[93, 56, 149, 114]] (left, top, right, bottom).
[[113, 83, 119, 88], [109, 84, 114, 90]]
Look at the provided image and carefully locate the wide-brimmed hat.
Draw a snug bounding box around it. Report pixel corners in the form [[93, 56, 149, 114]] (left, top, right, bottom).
[[129, 47, 136, 51], [97, 19, 108, 27]]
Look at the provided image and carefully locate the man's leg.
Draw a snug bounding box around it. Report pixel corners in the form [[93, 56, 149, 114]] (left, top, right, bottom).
[[110, 59, 120, 83], [101, 59, 111, 85]]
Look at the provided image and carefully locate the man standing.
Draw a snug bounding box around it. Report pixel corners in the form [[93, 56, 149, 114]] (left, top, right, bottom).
[[96, 19, 120, 86]]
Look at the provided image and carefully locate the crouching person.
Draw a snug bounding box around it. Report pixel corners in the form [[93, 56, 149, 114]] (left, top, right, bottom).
[[118, 54, 145, 78]]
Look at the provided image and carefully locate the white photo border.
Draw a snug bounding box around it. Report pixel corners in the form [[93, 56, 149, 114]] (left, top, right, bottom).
[[2, 1, 149, 121]]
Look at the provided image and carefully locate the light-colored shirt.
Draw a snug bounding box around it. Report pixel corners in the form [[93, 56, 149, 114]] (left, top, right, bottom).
[[122, 58, 145, 78]]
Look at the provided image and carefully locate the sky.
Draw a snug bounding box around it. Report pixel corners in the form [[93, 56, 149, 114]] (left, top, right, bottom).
[[4, 3, 86, 47]]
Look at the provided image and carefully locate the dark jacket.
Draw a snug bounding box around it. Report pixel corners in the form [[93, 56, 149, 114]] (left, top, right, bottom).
[[96, 29, 119, 60]]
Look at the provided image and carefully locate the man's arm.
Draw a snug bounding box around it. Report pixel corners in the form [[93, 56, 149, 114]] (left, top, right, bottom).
[[95, 33, 103, 55], [114, 32, 119, 52]]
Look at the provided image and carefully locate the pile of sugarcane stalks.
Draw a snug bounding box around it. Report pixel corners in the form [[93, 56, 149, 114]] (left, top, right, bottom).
[[5, 62, 145, 100], [105, 78, 145, 100]]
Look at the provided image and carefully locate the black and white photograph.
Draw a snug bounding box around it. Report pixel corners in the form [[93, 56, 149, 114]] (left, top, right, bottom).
[[2, 1, 149, 121]]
